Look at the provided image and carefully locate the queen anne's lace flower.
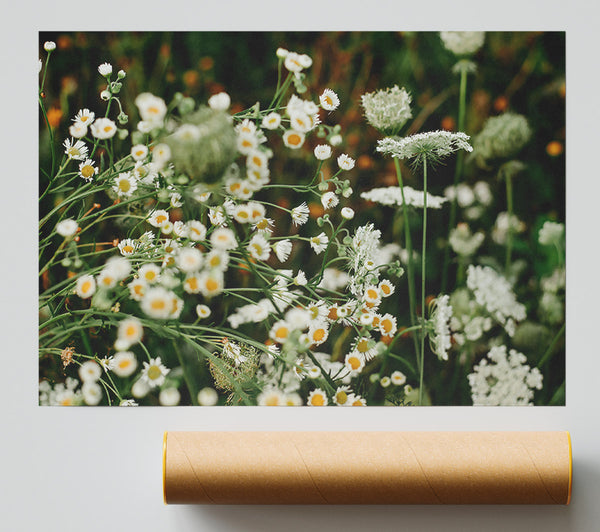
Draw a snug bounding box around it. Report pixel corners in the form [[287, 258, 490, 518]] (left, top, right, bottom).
[[429, 295, 453, 361], [466, 265, 526, 335], [361, 186, 447, 209], [468, 345, 542, 405], [472, 113, 531, 167], [377, 130, 472, 167], [361, 85, 412, 133], [440, 32, 485, 56]]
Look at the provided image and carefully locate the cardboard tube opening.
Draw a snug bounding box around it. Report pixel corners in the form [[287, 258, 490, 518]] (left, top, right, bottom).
[[163, 431, 572, 505]]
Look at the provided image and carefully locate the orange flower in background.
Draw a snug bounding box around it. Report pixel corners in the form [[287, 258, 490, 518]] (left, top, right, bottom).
[[183, 70, 200, 89], [309, 202, 324, 218], [493, 95, 509, 113], [546, 141, 564, 157], [199, 56, 214, 71], [441, 115, 455, 131], [46, 108, 63, 128]]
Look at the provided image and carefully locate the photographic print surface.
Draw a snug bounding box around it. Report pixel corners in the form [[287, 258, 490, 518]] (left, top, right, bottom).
[[38, 32, 565, 406]]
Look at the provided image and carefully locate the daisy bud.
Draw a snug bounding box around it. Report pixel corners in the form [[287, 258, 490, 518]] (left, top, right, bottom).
[[341, 207, 355, 219], [117, 69, 126, 79], [329, 134, 342, 146], [44, 41, 56, 52], [118, 112, 128, 125], [342, 187, 353, 198], [100, 90, 111, 101]]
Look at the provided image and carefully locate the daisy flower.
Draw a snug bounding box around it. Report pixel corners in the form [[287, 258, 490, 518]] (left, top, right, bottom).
[[233, 204, 252, 224], [284, 393, 303, 406], [116, 317, 143, 349], [284, 52, 312, 73], [269, 320, 291, 344], [175, 247, 203, 273], [113, 172, 137, 197], [380, 376, 391, 388], [148, 209, 170, 228], [138, 263, 161, 284], [75, 275, 96, 299], [319, 89, 340, 111], [261, 112, 281, 130], [210, 227, 238, 250], [235, 119, 257, 136], [314, 144, 332, 160], [282, 129, 305, 149], [56, 219, 78, 238], [78, 158, 98, 182], [379, 313, 398, 337], [182, 273, 202, 294], [205, 250, 229, 271], [135, 93, 167, 127], [363, 285, 382, 305], [247, 150, 270, 172], [69, 122, 88, 138], [350, 395, 367, 406], [307, 366, 322, 379], [378, 279, 395, 298], [98, 62, 112, 76], [141, 357, 170, 388], [310, 233, 329, 254], [43, 41, 56, 52], [79, 360, 102, 382], [130, 144, 149, 161], [391, 370, 407, 386], [196, 304, 211, 319], [97, 269, 118, 290], [141, 287, 175, 319], [152, 143, 171, 167], [344, 352, 365, 376], [118, 238, 137, 256], [289, 111, 315, 133], [321, 191, 339, 210], [307, 388, 328, 406], [307, 321, 329, 346], [248, 234, 271, 261], [247, 202, 266, 223], [90, 118, 117, 139], [128, 278, 147, 301], [159, 388, 181, 406], [333, 386, 352, 406], [63, 138, 88, 160], [112, 351, 138, 378], [198, 271, 224, 298], [351, 336, 378, 361], [291, 202, 310, 226], [73, 108, 95, 126], [273, 239, 292, 262], [337, 154, 355, 171], [186, 220, 207, 241], [82, 382, 103, 405], [237, 133, 259, 155], [294, 270, 307, 286], [208, 91, 231, 111], [257, 388, 286, 406]]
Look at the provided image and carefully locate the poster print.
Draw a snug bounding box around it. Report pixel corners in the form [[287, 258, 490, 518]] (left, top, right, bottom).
[[38, 32, 565, 406]]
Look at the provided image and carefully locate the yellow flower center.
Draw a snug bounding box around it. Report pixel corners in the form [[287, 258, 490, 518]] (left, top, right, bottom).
[[275, 326, 288, 340], [103, 125, 113, 133], [186, 277, 199, 291], [287, 133, 301, 146], [381, 284, 391, 295], [357, 339, 369, 353], [336, 391, 348, 404], [147, 365, 161, 380], [119, 179, 131, 192], [151, 299, 166, 310], [312, 329, 325, 342], [81, 165, 95, 178], [205, 278, 219, 292], [156, 215, 167, 224], [123, 245, 134, 254], [265, 395, 280, 406], [119, 359, 131, 369], [81, 281, 92, 293], [310, 393, 325, 406], [348, 356, 361, 370], [126, 325, 137, 338], [382, 319, 393, 333]]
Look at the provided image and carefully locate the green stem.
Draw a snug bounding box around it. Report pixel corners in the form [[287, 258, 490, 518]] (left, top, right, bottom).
[[505, 174, 514, 272], [393, 158, 420, 366], [172, 340, 199, 405], [419, 158, 428, 406], [441, 67, 468, 294], [537, 322, 565, 369]]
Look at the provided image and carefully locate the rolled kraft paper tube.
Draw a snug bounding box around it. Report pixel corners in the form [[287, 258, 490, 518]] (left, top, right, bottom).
[[163, 431, 572, 505]]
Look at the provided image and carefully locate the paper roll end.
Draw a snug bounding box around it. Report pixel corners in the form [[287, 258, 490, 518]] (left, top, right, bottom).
[[567, 431, 572, 505], [162, 431, 168, 505]]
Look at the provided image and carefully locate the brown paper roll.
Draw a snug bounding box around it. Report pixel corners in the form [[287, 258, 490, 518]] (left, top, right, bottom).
[[163, 431, 572, 505]]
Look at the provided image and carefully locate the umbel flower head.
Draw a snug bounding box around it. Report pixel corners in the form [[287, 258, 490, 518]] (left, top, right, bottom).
[[165, 106, 237, 183], [440, 32, 485, 56], [361, 85, 412, 134], [472, 112, 531, 168], [377, 130, 472, 169]]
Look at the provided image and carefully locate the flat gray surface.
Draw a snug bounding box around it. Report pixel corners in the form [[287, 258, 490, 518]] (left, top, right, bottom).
[[2, 1, 599, 530]]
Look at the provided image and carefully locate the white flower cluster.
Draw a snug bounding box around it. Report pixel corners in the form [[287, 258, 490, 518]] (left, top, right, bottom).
[[39, 377, 82, 406], [444, 181, 492, 220], [491, 211, 525, 245], [377, 130, 472, 165], [429, 295, 453, 361], [466, 265, 526, 336], [360, 186, 447, 209], [539, 267, 565, 325], [449, 223, 484, 257], [538, 221, 565, 246], [468, 345, 543, 405], [361, 85, 412, 132], [472, 112, 531, 167], [440, 32, 485, 56]]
